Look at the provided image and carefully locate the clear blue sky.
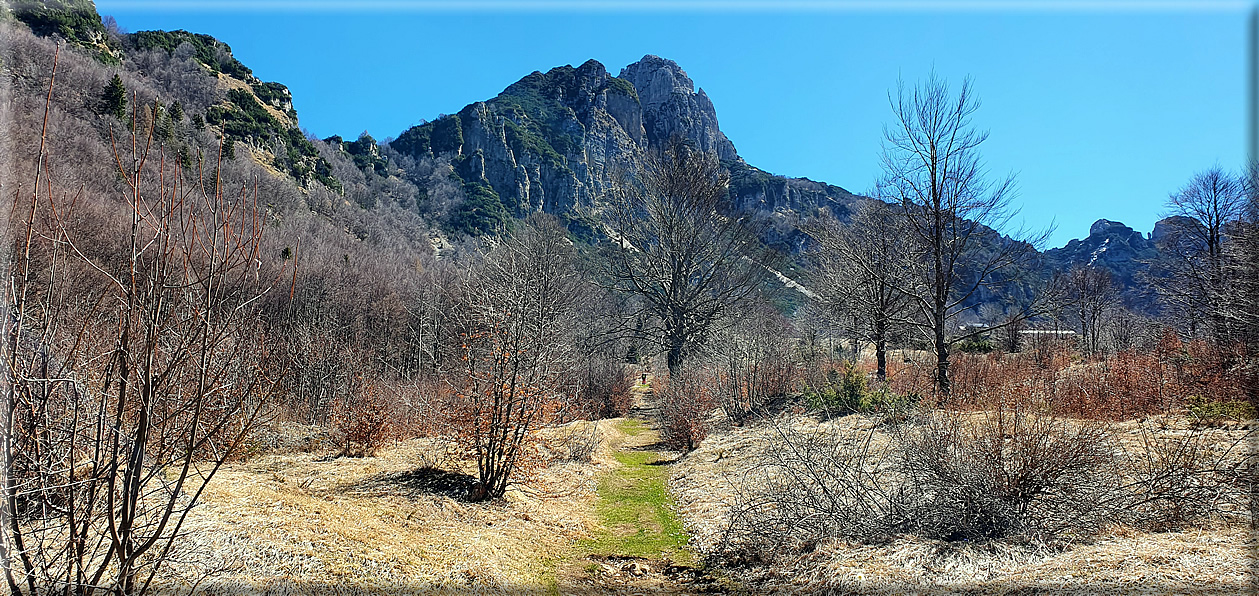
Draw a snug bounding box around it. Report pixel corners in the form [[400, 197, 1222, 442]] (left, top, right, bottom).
[[94, 1, 1251, 248]]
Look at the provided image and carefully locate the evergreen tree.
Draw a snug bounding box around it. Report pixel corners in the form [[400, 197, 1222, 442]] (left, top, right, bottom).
[[102, 74, 126, 120]]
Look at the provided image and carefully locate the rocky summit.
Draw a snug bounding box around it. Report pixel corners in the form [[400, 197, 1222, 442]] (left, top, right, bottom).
[[388, 55, 857, 246]]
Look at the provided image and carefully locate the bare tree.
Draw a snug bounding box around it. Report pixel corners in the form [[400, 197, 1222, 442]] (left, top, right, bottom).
[[1233, 164, 1259, 353], [713, 301, 797, 425], [876, 72, 1046, 394], [805, 200, 913, 381], [1065, 266, 1121, 356], [1223, 164, 1259, 407], [1155, 167, 1247, 343], [448, 215, 583, 501], [599, 138, 771, 377]]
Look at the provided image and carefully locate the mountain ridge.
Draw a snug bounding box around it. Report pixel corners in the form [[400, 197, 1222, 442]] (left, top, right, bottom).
[[385, 54, 859, 244]]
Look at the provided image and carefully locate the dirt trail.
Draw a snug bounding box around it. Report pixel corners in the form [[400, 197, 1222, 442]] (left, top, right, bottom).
[[555, 378, 729, 594]]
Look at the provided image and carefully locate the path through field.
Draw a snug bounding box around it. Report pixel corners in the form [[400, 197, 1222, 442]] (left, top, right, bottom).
[[555, 377, 729, 594]]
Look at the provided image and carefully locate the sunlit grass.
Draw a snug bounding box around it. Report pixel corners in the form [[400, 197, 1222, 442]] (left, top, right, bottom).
[[580, 420, 693, 565], [617, 418, 648, 437]]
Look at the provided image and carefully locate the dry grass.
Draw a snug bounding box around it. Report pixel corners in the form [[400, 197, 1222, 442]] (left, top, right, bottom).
[[129, 404, 1257, 594], [156, 425, 613, 594], [670, 410, 1256, 594], [737, 525, 1254, 594]]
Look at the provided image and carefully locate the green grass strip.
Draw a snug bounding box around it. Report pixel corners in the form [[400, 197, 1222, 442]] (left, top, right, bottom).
[[580, 423, 693, 565]]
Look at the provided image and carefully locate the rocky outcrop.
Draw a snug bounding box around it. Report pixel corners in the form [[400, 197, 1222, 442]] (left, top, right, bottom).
[[392, 59, 644, 216], [1044, 218, 1164, 311], [618, 55, 737, 161]]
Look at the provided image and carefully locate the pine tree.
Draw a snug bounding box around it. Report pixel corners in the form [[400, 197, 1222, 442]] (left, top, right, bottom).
[[102, 74, 127, 120]]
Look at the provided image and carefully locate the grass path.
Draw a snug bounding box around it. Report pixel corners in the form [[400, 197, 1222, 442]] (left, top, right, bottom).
[[580, 418, 694, 566], [554, 381, 724, 594]]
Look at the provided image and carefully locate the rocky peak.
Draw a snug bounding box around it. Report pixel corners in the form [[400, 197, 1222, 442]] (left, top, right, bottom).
[[1150, 215, 1199, 246], [388, 54, 851, 242], [1089, 219, 1130, 237], [618, 55, 737, 160], [619, 55, 694, 106]]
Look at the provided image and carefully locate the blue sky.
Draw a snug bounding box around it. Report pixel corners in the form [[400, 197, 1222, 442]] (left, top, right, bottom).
[[94, 2, 1251, 248]]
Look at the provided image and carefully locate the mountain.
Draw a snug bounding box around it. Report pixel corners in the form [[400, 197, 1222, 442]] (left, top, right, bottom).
[[386, 55, 857, 247], [4, 1, 1172, 319], [1043, 218, 1169, 311]]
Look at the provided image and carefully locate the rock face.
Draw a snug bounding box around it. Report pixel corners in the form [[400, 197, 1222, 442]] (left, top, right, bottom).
[[618, 55, 738, 161], [388, 55, 855, 234]]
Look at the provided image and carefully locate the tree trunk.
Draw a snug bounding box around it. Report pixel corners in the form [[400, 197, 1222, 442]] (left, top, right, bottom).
[[667, 340, 684, 379], [874, 316, 888, 382], [935, 320, 951, 396]]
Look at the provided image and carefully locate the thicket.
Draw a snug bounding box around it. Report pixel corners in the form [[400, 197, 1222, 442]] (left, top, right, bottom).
[[656, 370, 717, 452], [723, 397, 1254, 560], [2, 46, 282, 593]]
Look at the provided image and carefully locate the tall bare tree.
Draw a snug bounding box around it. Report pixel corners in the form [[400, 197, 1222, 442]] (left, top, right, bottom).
[[600, 139, 770, 377], [805, 200, 913, 381], [876, 73, 1046, 394], [1155, 167, 1247, 343]]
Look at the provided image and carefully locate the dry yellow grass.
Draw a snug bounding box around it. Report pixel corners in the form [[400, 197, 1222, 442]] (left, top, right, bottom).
[[157, 428, 610, 594], [141, 407, 1253, 594], [670, 411, 1256, 595]]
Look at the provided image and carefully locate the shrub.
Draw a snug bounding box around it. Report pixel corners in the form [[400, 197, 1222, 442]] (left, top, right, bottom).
[[716, 308, 798, 425], [553, 421, 603, 462], [919, 337, 1251, 421], [657, 370, 716, 452], [956, 335, 996, 354], [1188, 395, 1257, 424], [805, 363, 918, 418], [445, 217, 583, 501], [724, 402, 1254, 562], [721, 419, 900, 555], [893, 405, 1119, 541], [575, 356, 633, 419], [328, 375, 400, 457], [1121, 421, 1255, 530]]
